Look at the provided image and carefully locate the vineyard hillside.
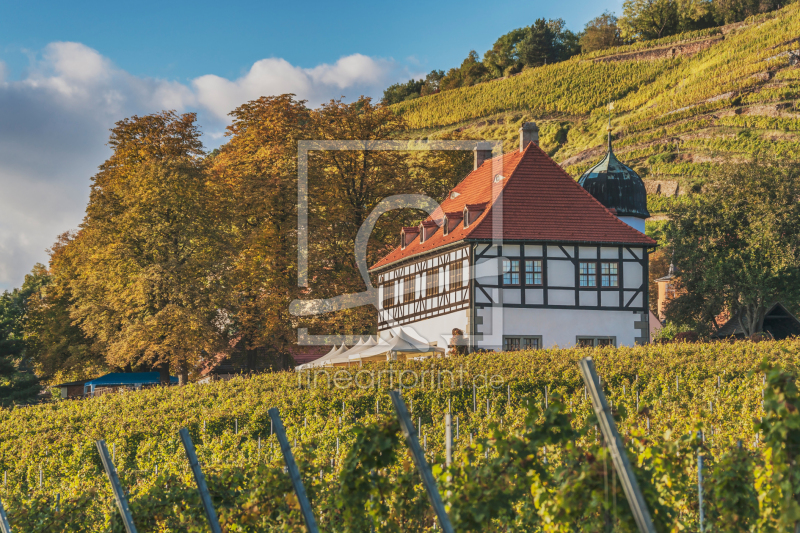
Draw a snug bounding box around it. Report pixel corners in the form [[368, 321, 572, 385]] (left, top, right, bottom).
[[393, 3, 800, 215], [1, 340, 799, 530]]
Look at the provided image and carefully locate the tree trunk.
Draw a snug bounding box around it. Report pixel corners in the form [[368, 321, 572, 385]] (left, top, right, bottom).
[[156, 362, 170, 385], [178, 361, 189, 386], [738, 303, 767, 337]]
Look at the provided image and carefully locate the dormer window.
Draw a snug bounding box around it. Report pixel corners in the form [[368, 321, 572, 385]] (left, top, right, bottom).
[[450, 191, 461, 199], [493, 174, 505, 183], [463, 203, 487, 228], [400, 227, 420, 249], [420, 220, 439, 243], [444, 212, 463, 236]]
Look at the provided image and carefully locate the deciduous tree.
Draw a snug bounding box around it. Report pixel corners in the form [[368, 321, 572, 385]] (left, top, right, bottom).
[[664, 161, 800, 336], [620, 0, 680, 40], [209, 95, 312, 370], [69, 111, 225, 383], [580, 12, 622, 52], [305, 97, 417, 336], [25, 232, 104, 384], [0, 266, 47, 405]]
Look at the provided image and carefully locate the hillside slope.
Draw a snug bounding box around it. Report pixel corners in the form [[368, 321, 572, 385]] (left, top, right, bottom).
[[393, 4, 800, 211]]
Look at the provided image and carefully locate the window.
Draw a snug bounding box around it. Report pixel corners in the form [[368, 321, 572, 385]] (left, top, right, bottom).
[[601, 262, 619, 287], [503, 259, 519, 285], [579, 262, 596, 287], [403, 274, 416, 302], [383, 281, 395, 308], [505, 337, 520, 351], [525, 260, 543, 285], [504, 336, 542, 351], [523, 337, 540, 350], [577, 336, 616, 348], [450, 262, 463, 290], [426, 268, 439, 297]]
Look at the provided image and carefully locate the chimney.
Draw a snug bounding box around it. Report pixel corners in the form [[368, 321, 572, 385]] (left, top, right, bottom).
[[519, 122, 539, 152], [473, 142, 493, 170]]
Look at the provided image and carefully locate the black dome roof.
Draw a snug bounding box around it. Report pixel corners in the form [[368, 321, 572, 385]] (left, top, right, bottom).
[[578, 133, 649, 219]]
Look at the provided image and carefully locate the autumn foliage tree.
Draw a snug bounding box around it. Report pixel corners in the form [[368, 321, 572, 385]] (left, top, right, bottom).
[[67, 111, 226, 383], [209, 95, 312, 370], [25, 232, 104, 384], [580, 12, 622, 53], [21, 95, 473, 383]]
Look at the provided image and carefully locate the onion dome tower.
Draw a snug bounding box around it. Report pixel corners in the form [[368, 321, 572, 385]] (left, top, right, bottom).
[[578, 123, 649, 234]]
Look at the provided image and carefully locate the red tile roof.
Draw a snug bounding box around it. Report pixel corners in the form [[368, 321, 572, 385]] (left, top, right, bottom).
[[371, 143, 656, 270]]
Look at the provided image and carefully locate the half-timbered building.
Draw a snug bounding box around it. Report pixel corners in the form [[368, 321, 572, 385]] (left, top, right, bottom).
[[369, 123, 657, 351]]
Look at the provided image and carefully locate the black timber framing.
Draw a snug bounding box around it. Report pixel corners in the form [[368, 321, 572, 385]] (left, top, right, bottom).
[[472, 240, 650, 313], [375, 244, 470, 329], [372, 239, 654, 333]]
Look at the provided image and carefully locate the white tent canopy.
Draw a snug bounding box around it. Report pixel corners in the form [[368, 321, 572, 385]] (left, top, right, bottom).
[[349, 328, 444, 363], [325, 336, 380, 366], [296, 343, 349, 371], [296, 329, 444, 370]]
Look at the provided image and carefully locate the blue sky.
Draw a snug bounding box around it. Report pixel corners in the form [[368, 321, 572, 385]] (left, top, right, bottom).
[[2, 0, 621, 84], [0, 0, 622, 290]]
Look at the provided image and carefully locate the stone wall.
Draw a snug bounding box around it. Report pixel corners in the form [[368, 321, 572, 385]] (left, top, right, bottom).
[[593, 36, 723, 63], [644, 180, 681, 196]]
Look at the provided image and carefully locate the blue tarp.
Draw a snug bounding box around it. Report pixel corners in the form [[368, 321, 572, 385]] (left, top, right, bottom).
[[84, 372, 178, 387]]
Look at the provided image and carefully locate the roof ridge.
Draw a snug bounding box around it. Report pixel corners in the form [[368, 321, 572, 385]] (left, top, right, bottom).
[[469, 146, 531, 237], [370, 142, 654, 271]]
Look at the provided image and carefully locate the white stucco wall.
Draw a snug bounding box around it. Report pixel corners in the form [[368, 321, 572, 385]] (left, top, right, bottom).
[[475, 304, 639, 349], [380, 310, 469, 347], [618, 216, 646, 234], [377, 242, 647, 353]]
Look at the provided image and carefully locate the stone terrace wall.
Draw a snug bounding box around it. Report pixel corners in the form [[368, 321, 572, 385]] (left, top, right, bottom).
[[593, 36, 723, 63]]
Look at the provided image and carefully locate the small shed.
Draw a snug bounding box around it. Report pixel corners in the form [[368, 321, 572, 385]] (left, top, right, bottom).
[[84, 372, 178, 396], [711, 302, 800, 340], [55, 380, 87, 399]]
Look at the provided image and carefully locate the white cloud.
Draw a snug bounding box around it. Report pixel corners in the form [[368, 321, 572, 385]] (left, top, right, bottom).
[[0, 42, 410, 290], [44, 42, 111, 83], [193, 53, 396, 120]]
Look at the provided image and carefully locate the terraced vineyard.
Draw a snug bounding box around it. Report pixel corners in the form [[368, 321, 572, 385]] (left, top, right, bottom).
[[394, 3, 800, 213], [1, 341, 800, 531]]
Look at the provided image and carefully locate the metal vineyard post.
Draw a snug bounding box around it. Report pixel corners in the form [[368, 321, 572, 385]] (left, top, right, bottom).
[[179, 428, 222, 533], [388, 390, 454, 533], [96, 439, 137, 533], [268, 408, 319, 533], [579, 357, 656, 533], [0, 494, 11, 533]]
